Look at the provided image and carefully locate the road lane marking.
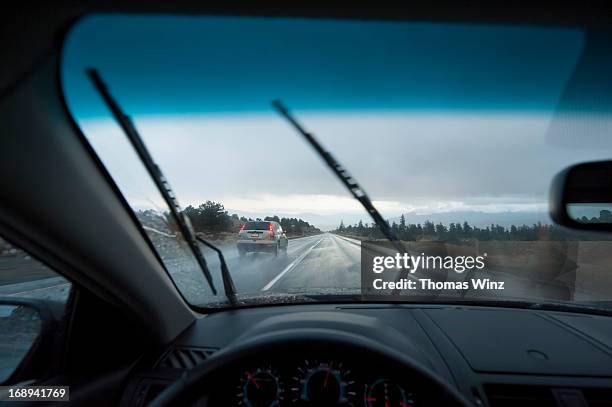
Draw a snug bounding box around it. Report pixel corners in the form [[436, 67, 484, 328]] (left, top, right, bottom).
[[332, 236, 362, 264], [329, 234, 361, 266], [142, 225, 177, 238], [0, 277, 67, 295], [334, 234, 422, 285], [8, 283, 70, 296], [333, 234, 361, 247], [261, 237, 324, 291]]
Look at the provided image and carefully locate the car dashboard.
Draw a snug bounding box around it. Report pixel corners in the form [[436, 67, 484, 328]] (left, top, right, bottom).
[[119, 303, 612, 406]]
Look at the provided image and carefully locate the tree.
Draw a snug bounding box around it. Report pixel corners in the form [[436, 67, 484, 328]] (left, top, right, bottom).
[[600, 210, 612, 222], [447, 223, 458, 241], [329, 215, 612, 242], [510, 225, 517, 235], [423, 221, 435, 236], [198, 201, 230, 232], [435, 223, 447, 239]]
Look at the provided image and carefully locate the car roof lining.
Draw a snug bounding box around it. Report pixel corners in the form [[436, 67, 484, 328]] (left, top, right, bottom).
[[4, 1, 612, 96]]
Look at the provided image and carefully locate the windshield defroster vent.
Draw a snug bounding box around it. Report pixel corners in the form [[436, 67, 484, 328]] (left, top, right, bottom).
[[158, 346, 217, 370]]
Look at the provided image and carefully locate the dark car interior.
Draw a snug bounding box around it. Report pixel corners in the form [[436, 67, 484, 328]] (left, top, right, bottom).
[[2, 2, 612, 406]]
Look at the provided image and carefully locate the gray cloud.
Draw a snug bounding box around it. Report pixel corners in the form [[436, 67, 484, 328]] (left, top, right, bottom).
[[79, 112, 612, 224]]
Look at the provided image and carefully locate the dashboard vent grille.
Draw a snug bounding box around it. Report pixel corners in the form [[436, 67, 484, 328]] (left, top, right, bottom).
[[485, 384, 557, 407], [158, 346, 217, 370]]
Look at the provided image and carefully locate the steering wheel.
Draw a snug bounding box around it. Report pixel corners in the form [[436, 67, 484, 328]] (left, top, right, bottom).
[[150, 328, 474, 406]]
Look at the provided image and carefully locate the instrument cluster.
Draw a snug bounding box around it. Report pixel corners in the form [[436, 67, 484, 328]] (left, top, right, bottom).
[[213, 357, 417, 407]]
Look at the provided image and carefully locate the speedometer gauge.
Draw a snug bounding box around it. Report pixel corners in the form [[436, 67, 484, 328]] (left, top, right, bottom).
[[291, 360, 356, 405], [365, 379, 414, 407], [237, 367, 283, 407]]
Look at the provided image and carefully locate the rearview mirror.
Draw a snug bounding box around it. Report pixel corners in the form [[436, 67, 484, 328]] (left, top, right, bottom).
[[550, 160, 612, 231]]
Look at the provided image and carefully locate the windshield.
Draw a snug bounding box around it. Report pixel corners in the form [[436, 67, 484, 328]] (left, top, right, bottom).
[[62, 15, 612, 309]]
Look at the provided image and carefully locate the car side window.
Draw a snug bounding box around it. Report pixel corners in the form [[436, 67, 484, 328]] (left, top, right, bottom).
[[0, 236, 72, 382], [0, 237, 71, 303]]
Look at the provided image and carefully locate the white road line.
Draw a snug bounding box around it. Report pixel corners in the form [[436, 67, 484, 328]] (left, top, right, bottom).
[[0, 277, 67, 295], [142, 225, 177, 238], [333, 234, 422, 284], [333, 234, 361, 246], [332, 235, 362, 256], [261, 237, 324, 291], [9, 283, 70, 296]]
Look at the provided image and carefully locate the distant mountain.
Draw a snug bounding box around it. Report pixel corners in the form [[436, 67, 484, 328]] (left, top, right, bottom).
[[227, 209, 551, 231]]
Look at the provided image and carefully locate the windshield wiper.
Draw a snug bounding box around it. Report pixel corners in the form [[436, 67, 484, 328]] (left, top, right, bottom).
[[271, 100, 410, 262], [87, 69, 237, 305]]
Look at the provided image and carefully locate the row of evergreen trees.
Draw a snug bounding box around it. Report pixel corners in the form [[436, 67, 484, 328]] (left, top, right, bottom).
[[335, 214, 611, 241], [261, 215, 321, 236], [183, 201, 320, 235]]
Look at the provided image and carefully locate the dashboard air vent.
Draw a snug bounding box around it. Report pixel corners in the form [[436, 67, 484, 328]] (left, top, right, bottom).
[[158, 346, 217, 370]]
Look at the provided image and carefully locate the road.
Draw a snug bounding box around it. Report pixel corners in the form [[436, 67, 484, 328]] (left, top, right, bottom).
[[201, 233, 361, 295], [199, 233, 601, 303], [0, 232, 605, 304], [0, 233, 362, 302]]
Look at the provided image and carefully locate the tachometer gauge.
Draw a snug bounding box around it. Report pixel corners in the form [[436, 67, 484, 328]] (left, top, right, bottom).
[[365, 379, 414, 407], [237, 367, 283, 407], [291, 360, 356, 405]]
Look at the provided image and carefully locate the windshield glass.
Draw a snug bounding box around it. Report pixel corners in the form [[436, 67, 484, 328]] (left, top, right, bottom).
[[62, 15, 612, 309]]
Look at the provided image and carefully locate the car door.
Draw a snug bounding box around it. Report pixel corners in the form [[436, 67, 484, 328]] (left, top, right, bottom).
[[0, 235, 72, 390], [0, 232, 157, 405]]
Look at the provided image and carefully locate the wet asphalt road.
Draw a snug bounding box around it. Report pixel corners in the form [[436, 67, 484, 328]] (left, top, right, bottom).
[[1, 232, 603, 304], [203, 233, 362, 295], [0, 233, 362, 302]]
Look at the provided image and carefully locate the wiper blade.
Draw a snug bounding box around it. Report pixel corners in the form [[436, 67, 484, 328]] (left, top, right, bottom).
[[196, 235, 236, 304], [87, 69, 237, 304], [271, 100, 408, 255]]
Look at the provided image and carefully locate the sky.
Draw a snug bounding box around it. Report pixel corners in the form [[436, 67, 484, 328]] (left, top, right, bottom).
[[61, 15, 612, 230]]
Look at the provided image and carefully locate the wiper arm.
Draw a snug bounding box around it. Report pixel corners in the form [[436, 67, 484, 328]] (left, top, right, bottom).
[[271, 100, 407, 255], [87, 69, 237, 305], [196, 235, 236, 304]]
